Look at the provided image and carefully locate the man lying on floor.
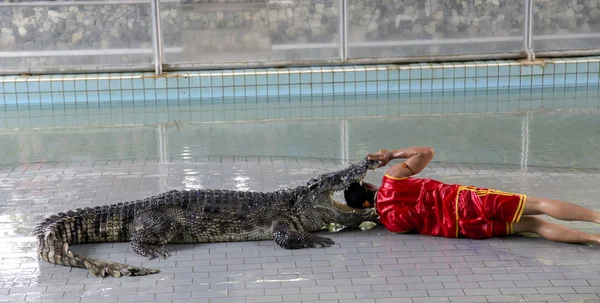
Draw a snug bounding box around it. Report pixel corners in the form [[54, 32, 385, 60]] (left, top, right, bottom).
[[344, 146, 600, 245]]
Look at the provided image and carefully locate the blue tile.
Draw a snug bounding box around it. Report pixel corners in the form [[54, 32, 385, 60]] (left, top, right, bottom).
[[443, 79, 454, 90], [27, 81, 40, 92], [333, 83, 344, 94], [388, 70, 399, 80], [355, 70, 366, 82], [521, 76, 531, 87], [377, 69, 388, 81], [520, 65, 532, 76], [199, 76, 211, 87], [300, 84, 311, 94], [121, 91, 134, 101], [177, 77, 189, 88], [16, 93, 28, 104], [0, 82, 16, 94], [212, 75, 223, 86], [3, 93, 15, 105], [565, 74, 577, 85], [355, 82, 366, 93], [132, 79, 144, 90], [487, 65, 499, 77], [554, 62, 566, 74], [190, 87, 201, 99], [532, 75, 543, 87], [576, 73, 588, 85], [166, 77, 178, 88], [344, 82, 355, 93], [565, 62, 577, 74], [38, 80, 52, 92], [286, 71, 298, 85], [344, 71, 355, 82], [476, 65, 487, 77], [509, 76, 520, 88], [532, 65, 543, 75], [498, 76, 509, 88], [577, 62, 588, 73], [588, 73, 599, 85], [420, 67, 432, 80], [267, 73, 278, 85], [443, 67, 454, 78], [465, 77, 476, 89], [142, 78, 154, 89], [29, 92, 41, 104], [400, 69, 410, 80], [366, 70, 377, 81], [554, 74, 566, 86], [166, 88, 178, 99], [389, 81, 399, 92], [311, 72, 322, 83], [487, 77, 498, 88], [300, 71, 311, 83], [421, 79, 432, 91], [51, 81, 63, 92], [509, 65, 520, 76], [454, 66, 465, 78], [322, 71, 333, 83], [121, 79, 133, 90], [498, 65, 510, 77], [15, 81, 27, 93], [200, 87, 211, 98], [323, 83, 333, 94], [431, 66, 443, 79], [465, 66, 476, 78], [88, 91, 100, 102], [410, 79, 420, 91], [242, 73, 255, 86], [213, 87, 224, 98], [366, 81, 377, 93], [377, 81, 387, 91], [223, 74, 234, 86], [432, 79, 443, 90], [312, 83, 323, 94], [75, 92, 88, 102], [231, 74, 243, 86], [156, 89, 167, 100], [542, 74, 554, 86], [588, 61, 600, 73], [410, 68, 421, 80], [399, 80, 410, 91], [290, 84, 300, 95]]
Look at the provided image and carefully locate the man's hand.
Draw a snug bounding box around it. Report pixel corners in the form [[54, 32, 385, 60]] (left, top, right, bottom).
[[366, 147, 435, 178], [366, 149, 394, 168]]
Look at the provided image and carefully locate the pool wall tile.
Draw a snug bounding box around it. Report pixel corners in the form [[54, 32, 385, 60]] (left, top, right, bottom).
[[1, 57, 600, 108]]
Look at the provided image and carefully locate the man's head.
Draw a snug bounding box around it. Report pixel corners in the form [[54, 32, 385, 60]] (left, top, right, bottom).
[[344, 181, 379, 209]]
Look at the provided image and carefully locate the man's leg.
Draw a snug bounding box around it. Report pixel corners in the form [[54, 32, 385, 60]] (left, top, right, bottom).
[[513, 216, 600, 245], [523, 196, 600, 224]]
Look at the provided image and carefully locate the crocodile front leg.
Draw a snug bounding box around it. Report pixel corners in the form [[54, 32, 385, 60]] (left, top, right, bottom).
[[272, 219, 335, 249], [131, 210, 179, 260]]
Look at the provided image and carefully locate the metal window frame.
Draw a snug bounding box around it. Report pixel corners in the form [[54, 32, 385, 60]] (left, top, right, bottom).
[[1, 0, 600, 76]]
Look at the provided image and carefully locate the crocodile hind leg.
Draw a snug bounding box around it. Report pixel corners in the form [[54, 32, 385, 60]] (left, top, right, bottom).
[[272, 219, 335, 249], [131, 210, 179, 260]]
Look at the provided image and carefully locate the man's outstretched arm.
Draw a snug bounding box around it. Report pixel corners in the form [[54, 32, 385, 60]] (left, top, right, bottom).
[[366, 146, 434, 179]]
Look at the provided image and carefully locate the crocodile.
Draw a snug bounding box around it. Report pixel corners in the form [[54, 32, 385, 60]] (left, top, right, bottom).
[[34, 158, 380, 278]]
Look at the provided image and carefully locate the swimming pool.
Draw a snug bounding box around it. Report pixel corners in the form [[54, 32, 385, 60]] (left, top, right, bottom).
[[1, 81, 600, 302]]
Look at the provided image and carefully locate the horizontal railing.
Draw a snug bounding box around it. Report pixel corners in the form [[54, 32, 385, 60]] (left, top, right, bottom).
[[0, 0, 599, 76]]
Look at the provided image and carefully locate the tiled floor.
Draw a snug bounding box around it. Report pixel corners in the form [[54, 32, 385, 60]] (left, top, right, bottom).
[[1, 109, 600, 302]]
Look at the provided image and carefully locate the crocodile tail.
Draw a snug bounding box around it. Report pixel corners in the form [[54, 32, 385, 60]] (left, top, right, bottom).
[[33, 202, 160, 277]]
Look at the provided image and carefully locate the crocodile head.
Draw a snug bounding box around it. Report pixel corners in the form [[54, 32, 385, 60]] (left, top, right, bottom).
[[300, 157, 380, 227]]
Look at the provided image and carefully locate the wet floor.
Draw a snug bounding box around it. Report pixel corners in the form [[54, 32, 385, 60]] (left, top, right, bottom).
[[1, 86, 600, 302]]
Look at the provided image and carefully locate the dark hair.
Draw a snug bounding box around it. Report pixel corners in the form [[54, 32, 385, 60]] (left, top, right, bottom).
[[344, 182, 375, 209]]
